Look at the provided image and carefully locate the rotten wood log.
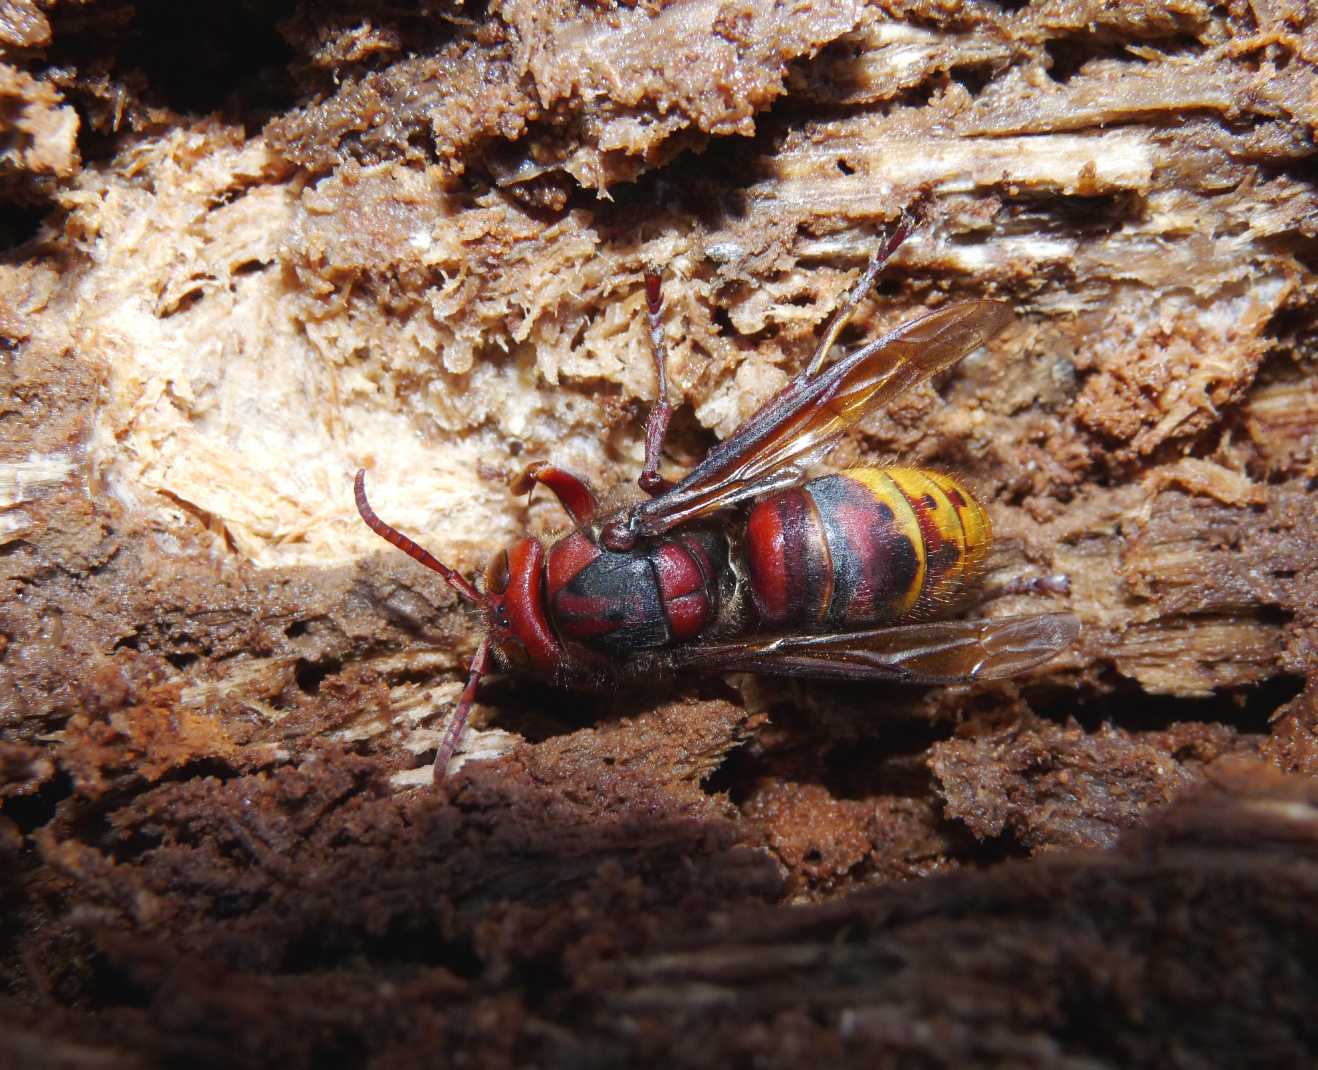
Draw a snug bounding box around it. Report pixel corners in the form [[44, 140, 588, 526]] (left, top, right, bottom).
[[1, 2, 1315, 1066]]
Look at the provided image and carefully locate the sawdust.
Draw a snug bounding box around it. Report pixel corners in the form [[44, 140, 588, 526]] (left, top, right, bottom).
[[0, 1, 1315, 1066]]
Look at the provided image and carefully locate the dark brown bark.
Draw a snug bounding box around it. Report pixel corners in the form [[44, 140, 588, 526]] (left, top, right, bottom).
[[1, 2, 1315, 1067]]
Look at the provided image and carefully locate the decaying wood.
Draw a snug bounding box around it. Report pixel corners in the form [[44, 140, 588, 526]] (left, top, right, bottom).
[[1, 1, 1315, 1066]]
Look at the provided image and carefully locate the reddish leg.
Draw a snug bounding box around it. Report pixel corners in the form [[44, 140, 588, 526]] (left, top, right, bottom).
[[355, 470, 495, 785], [510, 462, 600, 525], [433, 636, 492, 784], [638, 270, 676, 497], [802, 213, 914, 379]]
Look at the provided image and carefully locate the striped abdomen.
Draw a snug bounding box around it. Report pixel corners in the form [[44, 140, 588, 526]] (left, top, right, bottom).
[[745, 467, 991, 629]]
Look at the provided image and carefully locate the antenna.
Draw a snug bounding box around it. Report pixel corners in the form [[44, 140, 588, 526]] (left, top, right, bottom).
[[354, 470, 483, 605]]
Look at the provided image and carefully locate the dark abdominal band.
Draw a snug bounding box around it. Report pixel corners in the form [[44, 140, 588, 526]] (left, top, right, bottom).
[[806, 474, 921, 624]]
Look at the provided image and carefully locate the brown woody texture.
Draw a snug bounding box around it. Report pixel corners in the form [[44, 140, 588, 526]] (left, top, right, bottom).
[[1, 1, 1316, 1067]]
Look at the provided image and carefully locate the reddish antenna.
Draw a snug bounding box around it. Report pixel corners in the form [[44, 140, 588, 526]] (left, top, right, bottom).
[[354, 469, 484, 605]]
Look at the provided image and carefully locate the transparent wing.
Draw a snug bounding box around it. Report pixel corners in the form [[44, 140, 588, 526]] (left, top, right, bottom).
[[673, 613, 1079, 684], [627, 301, 1012, 539]]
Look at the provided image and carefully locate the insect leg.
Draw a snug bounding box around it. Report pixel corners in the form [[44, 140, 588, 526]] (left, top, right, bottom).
[[510, 461, 600, 525], [637, 269, 676, 496], [802, 214, 914, 379], [989, 572, 1073, 598], [432, 635, 492, 784]]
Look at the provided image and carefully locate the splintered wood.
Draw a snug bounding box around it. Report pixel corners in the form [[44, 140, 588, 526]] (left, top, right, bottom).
[[0, 3, 1315, 1064]]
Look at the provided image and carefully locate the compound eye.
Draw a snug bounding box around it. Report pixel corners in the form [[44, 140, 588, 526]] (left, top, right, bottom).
[[484, 548, 510, 595]]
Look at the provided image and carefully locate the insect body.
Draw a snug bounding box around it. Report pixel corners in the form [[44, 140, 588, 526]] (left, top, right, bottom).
[[355, 219, 1079, 781], [545, 526, 726, 654], [746, 467, 990, 630]]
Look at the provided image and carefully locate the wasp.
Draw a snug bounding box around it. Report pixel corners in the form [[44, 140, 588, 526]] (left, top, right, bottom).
[[355, 219, 1079, 781]]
